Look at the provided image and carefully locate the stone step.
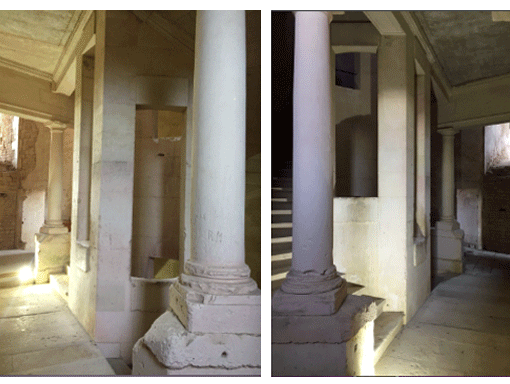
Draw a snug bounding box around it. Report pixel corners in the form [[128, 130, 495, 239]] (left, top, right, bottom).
[[272, 189, 293, 199], [373, 312, 404, 365], [271, 255, 292, 275], [272, 200, 292, 210], [272, 222, 292, 238], [271, 239, 292, 256], [271, 210, 292, 223], [271, 271, 288, 293], [49, 273, 69, 303]]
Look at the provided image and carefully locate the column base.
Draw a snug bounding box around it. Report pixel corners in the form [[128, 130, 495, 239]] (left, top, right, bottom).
[[131, 309, 260, 376], [34, 232, 70, 284], [39, 224, 69, 235], [432, 220, 464, 274], [272, 270, 347, 316], [169, 280, 260, 334], [272, 294, 378, 376]]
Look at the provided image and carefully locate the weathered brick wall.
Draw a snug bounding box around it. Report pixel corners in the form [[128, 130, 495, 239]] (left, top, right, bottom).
[[0, 113, 16, 172], [0, 172, 20, 249]]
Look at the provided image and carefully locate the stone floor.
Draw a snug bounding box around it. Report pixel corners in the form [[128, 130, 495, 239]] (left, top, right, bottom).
[[0, 283, 115, 375], [376, 252, 510, 376]]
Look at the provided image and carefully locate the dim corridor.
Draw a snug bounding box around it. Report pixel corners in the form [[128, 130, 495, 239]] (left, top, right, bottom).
[[376, 253, 510, 376], [0, 283, 116, 375]]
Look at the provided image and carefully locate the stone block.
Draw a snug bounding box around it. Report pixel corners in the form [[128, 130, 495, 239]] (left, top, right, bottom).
[[132, 337, 260, 376], [168, 282, 261, 334], [272, 296, 377, 376], [34, 232, 70, 284], [130, 276, 176, 312], [133, 310, 260, 372]]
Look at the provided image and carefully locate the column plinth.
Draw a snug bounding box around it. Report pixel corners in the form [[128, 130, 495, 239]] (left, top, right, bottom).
[[272, 11, 346, 317]]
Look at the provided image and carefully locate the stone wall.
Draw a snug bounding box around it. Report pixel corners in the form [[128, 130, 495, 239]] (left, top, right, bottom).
[[456, 127, 484, 249], [482, 173, 510, 254], [132, 109, 182, 278]]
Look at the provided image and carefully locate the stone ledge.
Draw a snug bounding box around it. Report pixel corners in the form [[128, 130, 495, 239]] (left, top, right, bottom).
[[139, 310, 261, 369], [272, 294, 378, 344]]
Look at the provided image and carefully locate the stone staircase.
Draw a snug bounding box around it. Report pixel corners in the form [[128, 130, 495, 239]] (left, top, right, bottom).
[[50, 263, 70, 303], [271, 177, 404, 366]]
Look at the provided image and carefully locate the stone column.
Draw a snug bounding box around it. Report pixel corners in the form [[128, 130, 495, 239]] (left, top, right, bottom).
[[439, 128, 457, 223], [271, 12, 377, 377], [272, 11, 346, 316], [41, 122, 68, 234], [433, 127, 464, 274], [35, 121, 70, 283], [132, 11, 260, 376]]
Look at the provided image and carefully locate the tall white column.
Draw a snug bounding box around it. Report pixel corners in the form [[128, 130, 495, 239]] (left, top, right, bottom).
[[168, 10, 259, 334], [439, 128, 458, 223], [272, 11, 346, 316], [132, 11, 260, 375], [41, 121, 68, 234], [179, 10, 256, 295]]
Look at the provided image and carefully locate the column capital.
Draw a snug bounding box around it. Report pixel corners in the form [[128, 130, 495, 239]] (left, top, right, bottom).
[[293, 10, 333, 23], [438, 127, 458, 136], [45, 120, 70, 131]]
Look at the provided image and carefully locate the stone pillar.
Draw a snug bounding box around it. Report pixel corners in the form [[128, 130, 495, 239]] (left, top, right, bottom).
[[41, 122, 68, 234], [271, 12, 376, 377], [433, 128, 464, 274], [35, 121, 70, 283], [132, 11, 260, 376], [272, 10, 346, 316]]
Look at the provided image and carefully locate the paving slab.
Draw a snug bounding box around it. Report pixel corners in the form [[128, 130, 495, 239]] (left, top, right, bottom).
[[0, 284, 115, 376], [376, 269, 510, 376]]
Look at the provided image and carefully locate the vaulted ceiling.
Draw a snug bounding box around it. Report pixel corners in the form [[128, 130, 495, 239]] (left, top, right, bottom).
[[0, 10, 81, 80], [0, 10, 260, 95], [412, 11, 510, 87]]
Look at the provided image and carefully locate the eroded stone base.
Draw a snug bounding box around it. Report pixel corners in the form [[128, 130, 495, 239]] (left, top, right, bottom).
[[272, 294, 377, 376], [132, 310, 261, 376], [34, 232, 70, 283]]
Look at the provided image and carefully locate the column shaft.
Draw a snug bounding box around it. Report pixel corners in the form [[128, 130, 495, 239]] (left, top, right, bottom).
[[181, 10, 256, 294], [440, 128, 457, 222], [273, 11, 346, 315], [292, 11, 333, 273], [41, 122, 68, 234]]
